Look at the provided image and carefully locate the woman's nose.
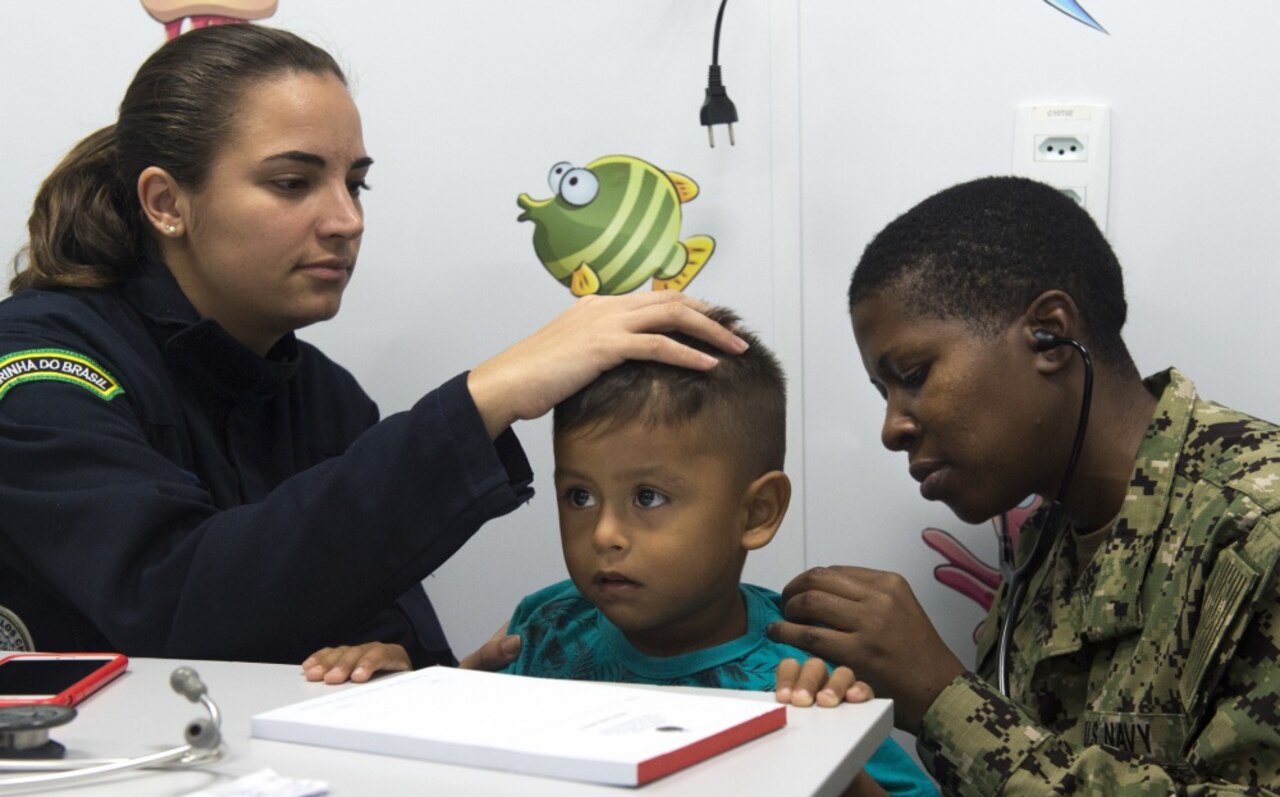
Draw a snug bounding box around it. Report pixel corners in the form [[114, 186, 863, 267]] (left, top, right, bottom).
[[881, 400, 919, 452], [318, 183, 364, 240]]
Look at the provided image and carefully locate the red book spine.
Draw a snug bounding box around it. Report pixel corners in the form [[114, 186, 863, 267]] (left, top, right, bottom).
[[635, 705, 787, 785]]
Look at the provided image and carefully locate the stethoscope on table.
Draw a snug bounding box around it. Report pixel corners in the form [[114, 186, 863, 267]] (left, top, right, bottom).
[[0, 666, 223, 793], [995, 330, 1094, 698]]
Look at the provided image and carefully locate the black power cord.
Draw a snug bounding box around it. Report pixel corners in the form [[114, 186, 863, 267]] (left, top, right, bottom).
[[700, 0, 738, 147]]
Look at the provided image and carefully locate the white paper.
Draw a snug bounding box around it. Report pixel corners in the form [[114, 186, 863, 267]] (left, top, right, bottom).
[[182, 767, 328, 797]]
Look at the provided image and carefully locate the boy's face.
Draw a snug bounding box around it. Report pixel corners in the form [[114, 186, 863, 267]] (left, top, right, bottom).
[[851, 287, 1064, 524], [554, 418, 754, 657]]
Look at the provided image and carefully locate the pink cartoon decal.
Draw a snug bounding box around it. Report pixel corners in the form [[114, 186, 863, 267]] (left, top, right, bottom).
[[141, 1, 278, 40], [922, 494, 1042, 641]]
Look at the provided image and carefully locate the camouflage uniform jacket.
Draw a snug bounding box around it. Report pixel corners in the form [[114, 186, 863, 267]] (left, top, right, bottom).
[[917, 369, 1280, 795]]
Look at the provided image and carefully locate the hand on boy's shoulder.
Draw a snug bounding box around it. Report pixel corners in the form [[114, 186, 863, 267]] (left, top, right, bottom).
[[302, 642, 411, 684], [774, 657, 874, 707]]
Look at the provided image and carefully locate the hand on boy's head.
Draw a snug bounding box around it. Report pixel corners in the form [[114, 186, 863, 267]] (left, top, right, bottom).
[[467, 292, 749, 439], [302, 642, 411, 684], [774, 657, 872, 707], [458, 622, 522, 671], [768, 565, 965, 733]]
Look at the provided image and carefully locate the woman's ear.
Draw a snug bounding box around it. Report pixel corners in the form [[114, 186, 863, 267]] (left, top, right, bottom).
[[137, 166, 186, 239], [741, 471, 791, 551], [1020, 290, 1082, 376]]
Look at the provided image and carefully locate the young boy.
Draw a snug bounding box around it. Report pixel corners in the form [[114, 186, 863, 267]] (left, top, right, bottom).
[[494, 307, 930, 796], [304, 307, 935, 796]]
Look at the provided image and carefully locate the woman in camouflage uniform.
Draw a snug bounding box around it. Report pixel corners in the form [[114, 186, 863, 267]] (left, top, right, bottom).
[[773, 176, 1279, 796]]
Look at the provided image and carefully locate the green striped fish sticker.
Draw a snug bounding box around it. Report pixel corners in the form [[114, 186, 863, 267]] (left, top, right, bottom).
[[517, 155, 715, 296]]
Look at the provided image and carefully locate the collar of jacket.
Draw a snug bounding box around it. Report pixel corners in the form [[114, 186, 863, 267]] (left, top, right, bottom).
[[1076, 368, 1194, 642], [120, 260, 301, 402]]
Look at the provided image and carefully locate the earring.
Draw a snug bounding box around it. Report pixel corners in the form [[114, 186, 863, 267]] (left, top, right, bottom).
[[165, 224, 177, 235]]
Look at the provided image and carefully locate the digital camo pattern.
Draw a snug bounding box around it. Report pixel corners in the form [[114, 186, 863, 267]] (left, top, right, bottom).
[[917, 369, 1279, 796]]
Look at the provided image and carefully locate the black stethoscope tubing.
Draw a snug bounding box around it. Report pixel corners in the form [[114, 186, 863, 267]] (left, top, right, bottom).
[[996, 334, 1094, 698]]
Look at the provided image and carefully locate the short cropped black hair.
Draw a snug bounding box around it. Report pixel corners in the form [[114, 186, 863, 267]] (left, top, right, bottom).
[[553, 307, 786, 476], [848, 176, 1132, 367]]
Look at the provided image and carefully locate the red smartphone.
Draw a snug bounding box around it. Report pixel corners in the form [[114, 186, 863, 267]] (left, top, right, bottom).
[[0, 652, 128, 707]]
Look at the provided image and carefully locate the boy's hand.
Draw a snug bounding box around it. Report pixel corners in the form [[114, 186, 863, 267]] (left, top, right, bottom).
[[458, 623, 521, 671], [302, 642, 411, 684], [768, 565, 965, 733], [841, 771, 890, 797], [774, 657, 873, 707]]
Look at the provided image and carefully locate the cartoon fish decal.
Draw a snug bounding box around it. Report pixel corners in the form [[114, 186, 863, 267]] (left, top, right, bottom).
[[517, 155, 715, 296]]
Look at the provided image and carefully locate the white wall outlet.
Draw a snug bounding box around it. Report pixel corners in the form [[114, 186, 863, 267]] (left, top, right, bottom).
[[1035, 135, 1088, 161], [1013, 104, 1110, 231]]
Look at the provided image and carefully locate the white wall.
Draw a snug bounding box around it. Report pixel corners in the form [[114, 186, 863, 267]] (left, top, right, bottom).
[[3, 2, 1277, 733]]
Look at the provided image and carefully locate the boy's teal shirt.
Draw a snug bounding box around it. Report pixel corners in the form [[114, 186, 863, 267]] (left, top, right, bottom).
[[502, 579, 938, 796]]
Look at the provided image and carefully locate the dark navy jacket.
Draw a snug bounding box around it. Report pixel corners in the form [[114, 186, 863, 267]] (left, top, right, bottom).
[[0, 262, 533, 665]]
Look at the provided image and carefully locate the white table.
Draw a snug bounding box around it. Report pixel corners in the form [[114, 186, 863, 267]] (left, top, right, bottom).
[[0, 657, 892, 796]]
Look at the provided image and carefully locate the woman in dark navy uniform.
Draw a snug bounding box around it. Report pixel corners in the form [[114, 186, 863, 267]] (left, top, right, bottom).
[[0, 25, 741, 668]]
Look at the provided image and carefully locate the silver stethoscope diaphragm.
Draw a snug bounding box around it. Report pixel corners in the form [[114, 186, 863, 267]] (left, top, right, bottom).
[[0, 705, 76, 759]]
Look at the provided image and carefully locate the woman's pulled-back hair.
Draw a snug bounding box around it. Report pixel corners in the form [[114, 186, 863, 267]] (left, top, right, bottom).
[[11, 25, 345, 293]]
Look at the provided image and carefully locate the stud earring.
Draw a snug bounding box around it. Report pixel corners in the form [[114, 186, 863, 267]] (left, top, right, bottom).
[[165, 224, 177, 235]]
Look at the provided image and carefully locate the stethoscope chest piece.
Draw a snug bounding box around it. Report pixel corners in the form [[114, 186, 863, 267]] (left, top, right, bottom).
[[0, 705, 75, 760]]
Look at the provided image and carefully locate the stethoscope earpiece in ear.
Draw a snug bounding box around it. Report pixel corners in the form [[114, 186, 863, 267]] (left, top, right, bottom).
[[1033, 329, 1070, 351]]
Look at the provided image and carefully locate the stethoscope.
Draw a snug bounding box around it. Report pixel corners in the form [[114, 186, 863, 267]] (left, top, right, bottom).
[[0, 666, 223, 793], [995, 330, 1094, 698]]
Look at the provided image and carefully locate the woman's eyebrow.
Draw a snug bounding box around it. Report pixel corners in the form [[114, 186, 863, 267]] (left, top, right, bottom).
[[259, 152, 374, 170]]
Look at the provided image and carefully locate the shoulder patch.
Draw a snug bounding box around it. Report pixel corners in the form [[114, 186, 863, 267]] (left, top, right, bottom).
[[0, 348, 124, 402]]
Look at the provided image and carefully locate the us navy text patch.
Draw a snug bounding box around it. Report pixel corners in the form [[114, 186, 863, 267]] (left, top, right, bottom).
[[0, 348, 124, 401]]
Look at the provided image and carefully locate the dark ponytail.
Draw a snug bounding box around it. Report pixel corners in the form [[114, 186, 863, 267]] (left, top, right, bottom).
[[11, 127, 144, 291], [11, 25, 345, 293]]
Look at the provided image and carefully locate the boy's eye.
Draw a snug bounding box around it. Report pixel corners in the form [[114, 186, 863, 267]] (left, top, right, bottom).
[[634, 488, 668, 509], [565, 488, 596, 508]]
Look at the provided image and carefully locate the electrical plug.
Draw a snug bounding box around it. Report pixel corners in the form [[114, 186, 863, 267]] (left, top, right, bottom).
[[700, 65, 738, 148]]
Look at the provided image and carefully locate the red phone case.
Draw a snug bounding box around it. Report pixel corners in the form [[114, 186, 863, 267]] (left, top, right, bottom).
[[0, 652, 129, 707]]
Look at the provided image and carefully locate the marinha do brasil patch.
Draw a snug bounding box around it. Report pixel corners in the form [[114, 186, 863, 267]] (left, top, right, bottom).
[[0, 348, 124, 402]]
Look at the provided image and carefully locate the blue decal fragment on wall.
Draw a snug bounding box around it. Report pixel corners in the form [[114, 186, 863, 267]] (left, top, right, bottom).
[[1043, 0, 1106, 33]]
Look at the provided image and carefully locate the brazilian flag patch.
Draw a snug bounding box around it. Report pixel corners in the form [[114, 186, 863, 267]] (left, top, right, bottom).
[[0, 348, 124, 402]]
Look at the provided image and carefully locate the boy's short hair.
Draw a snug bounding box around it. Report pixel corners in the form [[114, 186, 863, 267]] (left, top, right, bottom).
[[848, 176, 1133, 368], [553, 306, 786, 477]]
